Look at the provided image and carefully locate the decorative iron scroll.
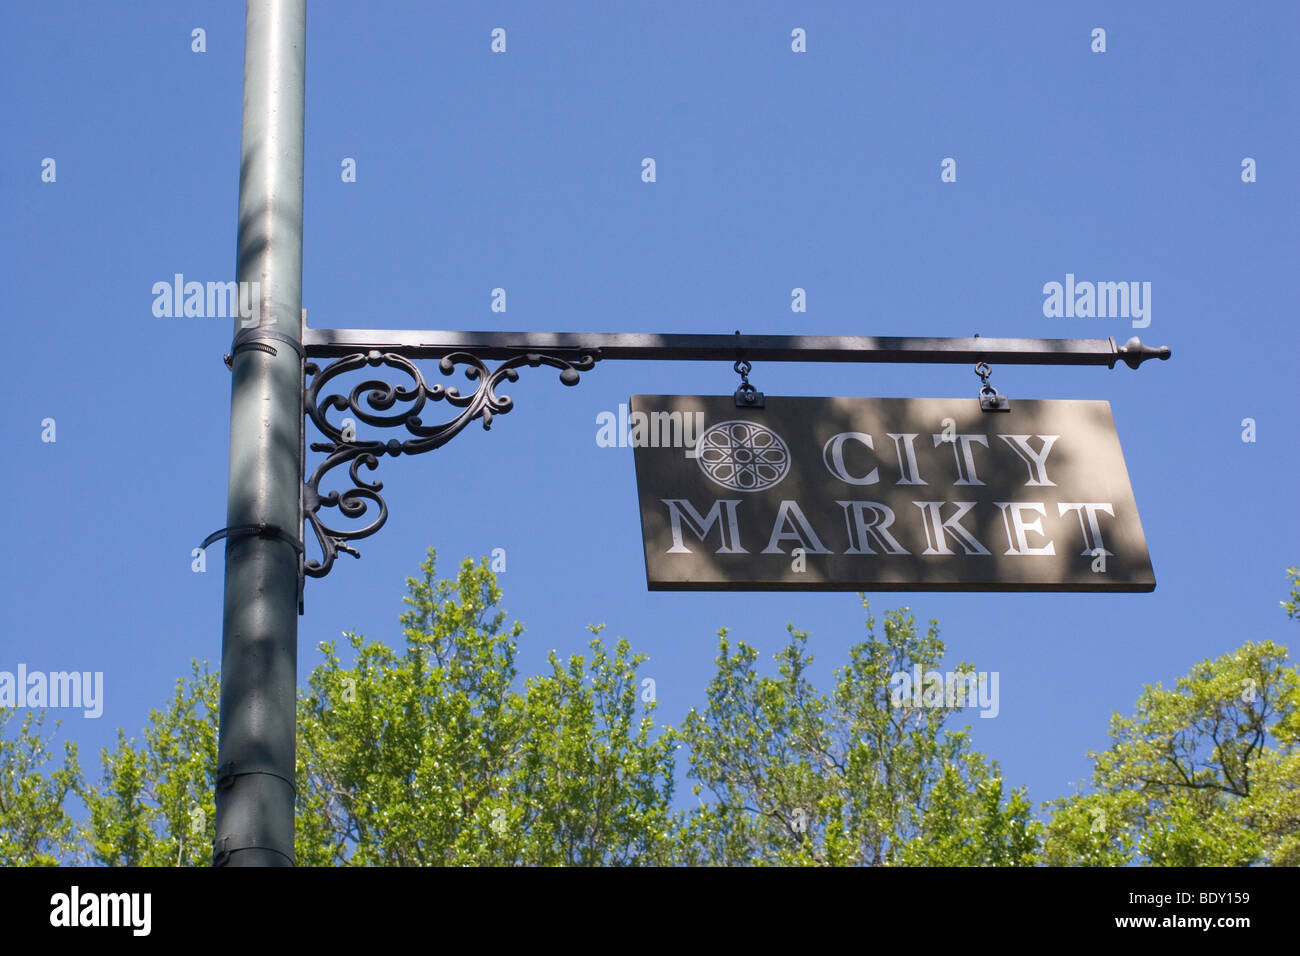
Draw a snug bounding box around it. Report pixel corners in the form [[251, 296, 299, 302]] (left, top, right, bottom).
[[302, 348, 597, 577]]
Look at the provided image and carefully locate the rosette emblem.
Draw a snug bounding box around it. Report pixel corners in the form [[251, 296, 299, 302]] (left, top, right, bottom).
[[695, 420, 791, 492]]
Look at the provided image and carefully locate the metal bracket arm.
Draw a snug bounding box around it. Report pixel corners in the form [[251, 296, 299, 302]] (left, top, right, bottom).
[[303, 324, 1171, 368]]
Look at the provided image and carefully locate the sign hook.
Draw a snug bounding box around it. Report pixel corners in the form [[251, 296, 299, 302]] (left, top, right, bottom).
[[975, 360, 1010, 412], [733, 330, 765, 408]]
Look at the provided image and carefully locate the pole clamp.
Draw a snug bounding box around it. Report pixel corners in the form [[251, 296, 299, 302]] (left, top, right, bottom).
[[216, 760, 297, 793], [201, 522, 304, 555], [212, 762, 298, 866], [201, 524, 306, 615], [224, 328, 305, 369], [211, 832, 296, 868]]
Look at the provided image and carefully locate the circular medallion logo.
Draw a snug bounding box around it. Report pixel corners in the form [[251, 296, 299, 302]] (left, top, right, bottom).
[[696, 420, 791, 492]]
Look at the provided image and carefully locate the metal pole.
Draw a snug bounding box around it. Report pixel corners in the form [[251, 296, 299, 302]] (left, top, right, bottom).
[[214, 0, 305, 867]]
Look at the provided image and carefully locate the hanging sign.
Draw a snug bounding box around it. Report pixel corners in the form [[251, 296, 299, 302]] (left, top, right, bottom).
[[629, 395, 1155, 592]]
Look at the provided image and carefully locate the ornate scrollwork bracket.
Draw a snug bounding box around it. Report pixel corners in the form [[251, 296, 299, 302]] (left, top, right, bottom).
[[301, 347, 598, 579]]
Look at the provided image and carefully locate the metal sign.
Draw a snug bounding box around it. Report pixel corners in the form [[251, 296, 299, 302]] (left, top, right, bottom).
[[630, 395, 1155, 592]]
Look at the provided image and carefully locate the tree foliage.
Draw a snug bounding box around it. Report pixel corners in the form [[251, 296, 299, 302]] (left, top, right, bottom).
[[1282, 566, 1300, 622], [673, 604, 1039, 865], [4, 552, 1296, 866], [0, 709, 82, 865], [80, 661, 219, 866], [1044, 580, 1300, 865], [295, 551, 675, 865]]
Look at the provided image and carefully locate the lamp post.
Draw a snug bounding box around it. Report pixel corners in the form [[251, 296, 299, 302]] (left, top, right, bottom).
[[211, 0, 305, 867]]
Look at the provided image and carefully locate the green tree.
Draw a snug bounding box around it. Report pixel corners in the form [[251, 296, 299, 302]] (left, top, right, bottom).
[[672, 601, 1040, 866], [1044, 574, 1300, 866], [1282, 566, 1300, 621], [0, 709, 83, 865], [81, 661, 219, 866], [295, 550, 675, 865], [5, 552, 1084, 867]]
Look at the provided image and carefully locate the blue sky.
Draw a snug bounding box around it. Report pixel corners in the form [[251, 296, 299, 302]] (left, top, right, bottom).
[[2, 1, 1297, 833]]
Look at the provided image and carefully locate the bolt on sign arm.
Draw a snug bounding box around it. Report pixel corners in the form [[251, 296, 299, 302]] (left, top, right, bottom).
[[298, 316, 1171, 582]]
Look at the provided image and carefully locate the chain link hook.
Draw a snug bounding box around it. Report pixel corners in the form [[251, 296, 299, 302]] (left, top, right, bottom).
[[733, 332, 763, 407], [973, 360, 1009, 412]]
